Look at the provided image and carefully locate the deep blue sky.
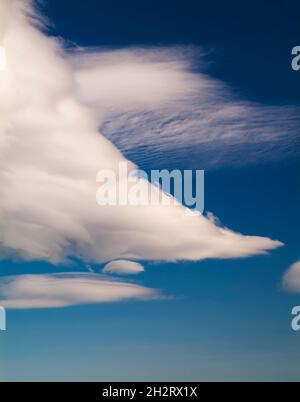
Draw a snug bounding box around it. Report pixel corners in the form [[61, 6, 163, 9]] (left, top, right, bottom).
[[44, 0, 300, 103], [1, 0, 300, 381]]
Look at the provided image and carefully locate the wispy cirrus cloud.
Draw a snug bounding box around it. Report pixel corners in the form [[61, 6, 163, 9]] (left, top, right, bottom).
[[70, 47, 300, 169]]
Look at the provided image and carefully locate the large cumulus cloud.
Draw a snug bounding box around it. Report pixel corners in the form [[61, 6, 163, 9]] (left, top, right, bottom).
[[0, 0, 282, 266]]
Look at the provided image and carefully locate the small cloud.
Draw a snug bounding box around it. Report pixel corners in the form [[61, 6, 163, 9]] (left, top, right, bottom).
[[103, 260, 144, 275], [0, 273, 160, 309], [283, 261, 300, 293]]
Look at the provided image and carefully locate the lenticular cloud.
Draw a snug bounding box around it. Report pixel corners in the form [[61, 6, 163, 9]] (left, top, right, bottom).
[[0, 273, 159, 308], [0, 1, 282, 270]]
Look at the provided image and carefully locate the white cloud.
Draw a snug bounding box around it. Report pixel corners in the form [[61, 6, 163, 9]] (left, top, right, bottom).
[[70, 48, 300, 169], [0, 0, 282, 270], [283, 261, 300, 293], [103, 260, 145, 275], [0, 273, 159, 309], [70, 46, 208, 112]]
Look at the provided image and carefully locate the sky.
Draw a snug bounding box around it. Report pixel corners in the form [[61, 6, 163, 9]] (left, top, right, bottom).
[[0, 0, 300, 381]]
